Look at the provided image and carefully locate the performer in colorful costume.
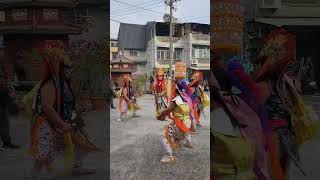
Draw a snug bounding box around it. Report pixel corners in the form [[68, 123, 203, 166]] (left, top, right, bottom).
[[154, 68, 168, 112], [254, 29, 307, 179], [225, 29, 315, 179], [211, 52, 270, 180], [117, 77, 140, 121], [28, 40, 99, 180], [189, 71, 209, 127], [117, 77, 130, 121], [156, 64, 195, 163]]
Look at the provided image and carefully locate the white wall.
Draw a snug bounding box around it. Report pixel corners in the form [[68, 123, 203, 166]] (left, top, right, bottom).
[[149, 33, 210, 70], [123, 49, 147, 63]]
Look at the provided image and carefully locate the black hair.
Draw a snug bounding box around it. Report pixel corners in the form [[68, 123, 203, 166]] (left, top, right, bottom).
[[211, 67, 246, 128], [212, 67, 232, 92]]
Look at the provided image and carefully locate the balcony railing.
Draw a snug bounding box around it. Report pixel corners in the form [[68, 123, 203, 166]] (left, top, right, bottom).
[[192, 33, 210, 41], [192, 48, 210, 59], [157, 36, 180, 42], [157, 50, 182, 61]]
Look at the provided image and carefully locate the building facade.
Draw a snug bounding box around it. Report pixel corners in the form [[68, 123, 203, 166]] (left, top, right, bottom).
[[110, 38, 118, 61], [247, 0, 320, 84], [69, 0, 107, 42], [110, 55, 134, 88], [0, 0, 83, 82], [146, 22, 210, 80], [117, 23, 147, 74]]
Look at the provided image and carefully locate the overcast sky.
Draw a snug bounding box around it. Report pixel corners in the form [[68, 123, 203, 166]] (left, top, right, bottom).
[[110, 0, 210, 39]]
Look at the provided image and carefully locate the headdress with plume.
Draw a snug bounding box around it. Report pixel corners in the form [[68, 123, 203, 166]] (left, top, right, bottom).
[[256, 29, 295, 81]]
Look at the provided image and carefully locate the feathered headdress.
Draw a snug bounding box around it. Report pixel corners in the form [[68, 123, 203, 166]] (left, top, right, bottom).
[[189, 71, 203, 87], [256, 29, 295, 81]]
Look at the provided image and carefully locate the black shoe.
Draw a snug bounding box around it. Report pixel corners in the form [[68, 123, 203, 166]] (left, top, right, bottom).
[[111, 106, 116, 109], [3, 143, 20, 149]]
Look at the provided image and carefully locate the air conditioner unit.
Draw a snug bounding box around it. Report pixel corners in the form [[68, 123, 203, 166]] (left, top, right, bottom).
[[191, 59, 198, 65], [259, 0, 281, 9]]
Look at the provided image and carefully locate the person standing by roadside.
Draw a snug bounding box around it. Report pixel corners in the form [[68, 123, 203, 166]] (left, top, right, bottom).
[[149, 73, 154, 94], [0, 65, 20, 151], [110, 74, 116, 109]]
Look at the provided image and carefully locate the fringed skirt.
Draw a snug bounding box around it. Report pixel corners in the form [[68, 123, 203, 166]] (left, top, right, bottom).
[[30, 116, 100, 170], [164, 121, 187, 150], [269, 126, 299, 180]]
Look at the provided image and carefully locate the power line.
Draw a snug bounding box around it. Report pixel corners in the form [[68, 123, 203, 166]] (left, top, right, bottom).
[[184, 16, 209, 22], [112, 1, 164, 16], [111, 0, 163, 14], [111, 0, 156, 14], [112, 0, 164, 15], [111, 4, 165, 17]]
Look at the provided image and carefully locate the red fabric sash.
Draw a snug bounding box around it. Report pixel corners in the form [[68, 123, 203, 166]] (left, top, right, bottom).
[[169, 114, 190, 133]]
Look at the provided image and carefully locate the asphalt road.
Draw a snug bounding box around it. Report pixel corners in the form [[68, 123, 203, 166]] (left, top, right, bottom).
[[1, 94, 319, 180], [289, 95, 320, 179], [110, 94, 210, 180], [0, 111, 108, 180]]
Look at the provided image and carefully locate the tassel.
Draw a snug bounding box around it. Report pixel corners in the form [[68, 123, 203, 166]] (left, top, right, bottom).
[[64, 132, 74, 169], [268, 134, 284, 180]]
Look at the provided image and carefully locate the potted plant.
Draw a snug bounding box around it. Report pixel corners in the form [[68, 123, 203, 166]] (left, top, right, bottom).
[[132, 72, 147, 96], [70, 40, 108, 111]]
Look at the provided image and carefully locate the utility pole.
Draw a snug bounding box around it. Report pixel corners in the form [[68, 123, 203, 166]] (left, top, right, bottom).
[[169, 0, 174, 79], [165, 0, 180, 79]]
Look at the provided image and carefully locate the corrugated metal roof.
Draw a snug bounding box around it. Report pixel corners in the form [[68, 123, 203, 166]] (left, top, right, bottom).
[[118, 23, 146, 50], [112, 55, 133, 64]]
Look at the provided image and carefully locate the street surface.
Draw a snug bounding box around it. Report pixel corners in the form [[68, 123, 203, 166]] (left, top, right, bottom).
[[289, 95, 320, 179], [1, 94, 320, 180], [110, 94, 210, 180], [0, 111, 108, 180]]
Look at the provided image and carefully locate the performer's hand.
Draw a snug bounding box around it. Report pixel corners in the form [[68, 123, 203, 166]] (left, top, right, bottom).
[[61, 122, 73, 133], [156, 111, 167, 121]]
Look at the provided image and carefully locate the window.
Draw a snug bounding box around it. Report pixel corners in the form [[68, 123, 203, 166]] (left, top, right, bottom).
[[75, 7, 89, 27], [157, 47, 170, 60], [192, 45, 210, 59], [174, 48, 183, 60], [123, 64, 129, 68], [43, 9, 59, 20], [112, 52, 117, 59], [113, 64, 119, 68], [130, 50, 138, 56], [12, 9, 27, 21]]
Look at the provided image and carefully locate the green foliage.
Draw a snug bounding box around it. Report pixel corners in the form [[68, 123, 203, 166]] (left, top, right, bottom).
[[132, 73, 148, 93], [70, 40, 108, 98], [17, 48, 41, 63]]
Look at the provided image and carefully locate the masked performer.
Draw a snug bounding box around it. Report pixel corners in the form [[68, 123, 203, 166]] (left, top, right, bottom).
[[189, 71, 209, 127], [117, 77, 130, 122], [128, 79, 140, 117], [211, 53, 270, 180], [29, 40, 99, 180], [156, 79, 195, 163], [254, 29, 306, 179], [154, 68, 167, 112]]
